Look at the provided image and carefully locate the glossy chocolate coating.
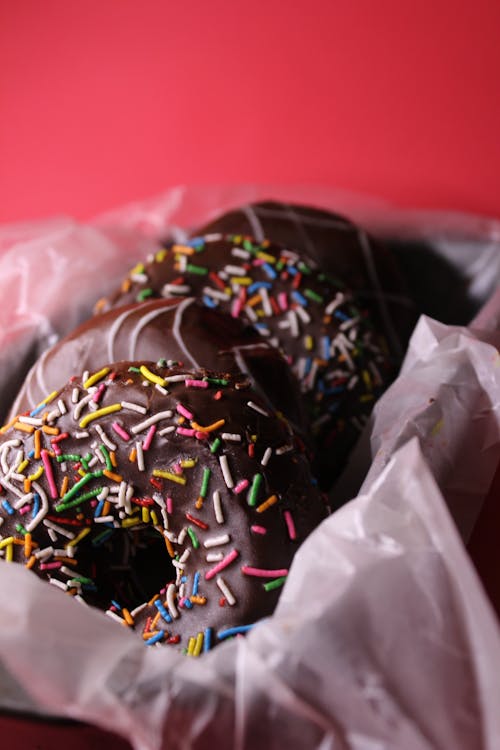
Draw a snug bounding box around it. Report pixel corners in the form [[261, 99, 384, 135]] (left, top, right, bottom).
[[0, 363, 326, 651], [94, 235, 395, 488], [9, 298, 308, 438], [193, 200, 418, 358]]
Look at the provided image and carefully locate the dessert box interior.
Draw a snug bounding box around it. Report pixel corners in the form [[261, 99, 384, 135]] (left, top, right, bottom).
[[0, 185, 499, 750]]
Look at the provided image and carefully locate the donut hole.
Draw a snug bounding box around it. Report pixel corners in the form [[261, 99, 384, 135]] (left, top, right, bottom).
[[77, 526, 176, 612]]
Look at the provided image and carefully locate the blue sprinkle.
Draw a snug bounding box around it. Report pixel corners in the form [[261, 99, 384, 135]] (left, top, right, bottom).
[[145, 631, 165, 646], [217, 623, 256, 640], [181, 575, 188, 583], [204, 627, 212, 652], [262, 263, 277, 280], [2, 500, 14, 516], [189, 237, 205, 249], [334, 310, 350, 322], [28, 450, 35, 459], [183, 598, 193, 609], [82, 584, 98, 592], [154, 599, 172, 623], [32, 495, 40, 518], [291, 290, 308, 307], [203, 295, 218, 309], [304, 357, 313, 376], [192, 571, 200, 597], [29, 404, 45, 417], [248, 281, 272, 294], [92, 529, 114, 546], [287, 266, 298, 276], [111, 600, 122, 610], [94, 500, 104, 518], [322, 336, 331, 360]]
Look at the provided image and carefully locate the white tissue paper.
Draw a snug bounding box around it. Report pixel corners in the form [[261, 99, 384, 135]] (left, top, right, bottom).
[[0, 186, 499, 749]]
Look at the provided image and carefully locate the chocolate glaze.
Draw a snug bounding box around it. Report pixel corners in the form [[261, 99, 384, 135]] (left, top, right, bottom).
[[192, 200, 418, 358], [0, 363, 326, 652], [94, 235, 395, 488], [9, 298, 308, 439]]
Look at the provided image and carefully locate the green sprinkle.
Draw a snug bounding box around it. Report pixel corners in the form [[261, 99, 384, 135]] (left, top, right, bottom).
[[70, 576, 96, 585], [187, 527, 200, 549], [243, 239, 256, 252], [15, 523, 27, 536], [81, 452, 93, 471], [207, 377, 229, 386], [248, 473, 264, 506], [99, 445, 113, 471], [91, 529, 114, 546], [210, 437, 221, 454], [137, 288, 154, 302], [55, 486, 104, 512], [276, 260, 285, 271], [128, 366, 141, 373], [263, 576, 287, 592], [297, 261, 313, 275], [200, 468, 211, 498], [58, 472, 97, 503], [186, 264, 209, 275], [56, 454, 81, 463], [304, 288, 324, 304]]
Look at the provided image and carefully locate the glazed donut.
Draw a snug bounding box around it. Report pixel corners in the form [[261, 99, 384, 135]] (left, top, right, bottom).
[[0, 362, 326, 652], [94, 235, 395, 487], [191, 200, 417, 357], [8, 297, 308, 439]]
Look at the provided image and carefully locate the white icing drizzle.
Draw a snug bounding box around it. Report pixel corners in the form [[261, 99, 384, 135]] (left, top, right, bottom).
[[171, 298, 201, 369], [128, 301, 181, 360]]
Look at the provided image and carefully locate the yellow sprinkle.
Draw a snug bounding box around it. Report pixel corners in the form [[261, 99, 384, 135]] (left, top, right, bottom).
[[77, 468, 87, 478], [155, 249, 168, 262], [180, 458, 197, 468], [359, 394, 374, 403], [0, 536, 14, 549], [305, 335, 314, 351], [17, 459, 29, 473], [193, 631, 204, 656], [121, 517, 141, 528], [14, 422, 34, 434], [42, 390, 58, 406], [152, 470, 186, 484], [151, 510, 159, 526], [139, 365, 166, 387], [5, 544, 13, 562], [122, 608, 134, 627], [190, 419, 225, 433], [431, 418, 444, 437], [28, 465, 44, 482], [142, 507, 150, 524], [103, 470, 123, 483], [256, 250, 276, 263], [187, 636, 196, 655], [130, 262, 145, 275], [65, 527, 91, 548], [83, 367, 111, 389], [362, 369, 372, 390], [230, 276, 252, 286], [79, 403, 122, 428], [256, 494, 279, 513]]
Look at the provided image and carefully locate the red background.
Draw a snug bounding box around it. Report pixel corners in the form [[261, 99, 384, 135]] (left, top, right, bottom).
[[1, 1, 500, 223], [1, 2, 500, 747]]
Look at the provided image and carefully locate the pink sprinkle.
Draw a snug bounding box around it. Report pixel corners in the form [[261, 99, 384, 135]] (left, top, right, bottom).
[[173, 463, 183, 475], [90, 499, 98, 508], [41, 449, 58, 499], [177, 403, 193, 420], [205, 549, 239, 580], [185, 379, 208, 389], [233, 479, 249, 494], [19, 504, 31, 515], [39, 562, 62, 571], [284, 510, 297, 540], [142, 424, 156, 450], [241, 566, 289, 578], [195, 431, 209, 440], [250, 525, 267, 535], [177, 427, 195, 437], [92, 383, 106, 403], [252, 258, 265, 266], [166, 496, 173, 514], [51, 444, 62, 456], [51, 432, 69, 444], [178, 597, 187, 608], [231, 298, 243, 318], [278, 292, 288, 311], [112, 422, 131, 441]]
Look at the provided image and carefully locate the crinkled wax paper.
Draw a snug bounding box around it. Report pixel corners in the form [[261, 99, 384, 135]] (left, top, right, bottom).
[[0, 186, 499, 749]]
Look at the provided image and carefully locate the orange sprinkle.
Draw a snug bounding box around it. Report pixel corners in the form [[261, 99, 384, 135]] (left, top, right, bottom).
[[190, 595, 207, 605], [25, 555, 36, 569], [121, 278, 131, 293], [109, 451, 118, 468], [165, 535, 175, 558], [34, 429, 42, 459], [102, 500, 111, 516], [190, 419, 225, 433], [129, 447, 137, 463], [122, 608, 134, 627], [173, 243, 196, 255], [14, 422, 34, 434], [256, 494, 279, 513], [0, 416, 17, 434], [24, 478, 31, 493], [148, 593, 159, 606], [151, 611, 161, 628], [42, 425, 59, 436], [103, 469, 123, 483], [59, 475, 69, 498], [142, 630, 160, 641], [53, 556, 77, 565], [195, 496, 204, 510], [247, 293, 262, 307]]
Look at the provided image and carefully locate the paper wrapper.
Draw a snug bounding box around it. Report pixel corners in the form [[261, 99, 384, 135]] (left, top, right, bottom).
[[0, 187, 499, 749]]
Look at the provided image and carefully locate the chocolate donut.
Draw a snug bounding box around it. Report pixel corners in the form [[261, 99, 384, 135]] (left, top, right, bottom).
[[9, 298, 308, 439], [94, 235, 395, 488], [191, 200, 417, 358], [0, 362, 326, 652]]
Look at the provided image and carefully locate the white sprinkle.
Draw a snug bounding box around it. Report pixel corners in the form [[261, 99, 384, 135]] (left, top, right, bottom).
[[121, 400, 147, 414], [106, 610, 126, 625], [178, 527, 188, 545], [347, 374, 359, 391], [94, 515, 115, 524], [225, 264, 247, 275], [216, 576, 236, 606], [124, 485, 134, 515], [244, 304, 258, 322], [46, 408, 61, 423], [130, 272, 148, 283], [161, 283, 191, 296], [118, 482, 127, 508], [131, 410, 173, 434], [97, 487, 110, 502], [48, 578, 67, 591], [202, 286, 231, 301], [213, 490, 224, 524], [295, 305, 311, 324], [74, 431, 90, 439], [17, 416, 43, 426], [340, 316, 359, 332], [288, 310, 300, 338], [261, 447, 272, 466], [219, 455, 234, 489], [71, 388, 79, 404], [87, 455, 99, 468], [60, 566, 82, 578], [135, 440, 145, 471], [247, 400, 269, 417], [221, 433, 242, 442], [73, 392, 94, 421], [47, 528, 58, 543], [276, 444, 293, 455], [206, 552, 224, 562], [260, 286, 273, 316], [155, 384, 168, 395], [158, 425, 176, 436], [34, 545, 54, 561], [164, 374, 189, 383], [13, 492, 34, 510], [58, 399, 67, 415], [166, 583, 179, 619], [82, 371, 89, 385], [179, 548, 190, 564], [43, 519, 75, 539], [130, 603, 148, 618], [203, 534, 230, 548], [325, 293, 345, 315], [231, 247, 250, 259]]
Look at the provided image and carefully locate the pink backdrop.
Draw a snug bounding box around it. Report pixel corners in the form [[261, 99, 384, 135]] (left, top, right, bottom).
[[1, 1, 500, 223]]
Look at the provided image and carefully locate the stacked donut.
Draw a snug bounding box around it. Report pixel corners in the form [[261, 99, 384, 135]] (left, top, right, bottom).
[[0, 201, 415, 654]]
